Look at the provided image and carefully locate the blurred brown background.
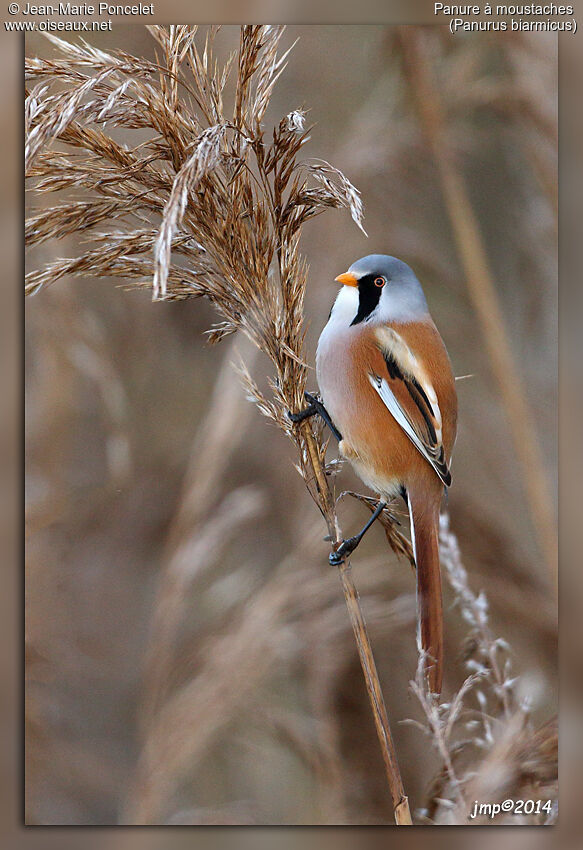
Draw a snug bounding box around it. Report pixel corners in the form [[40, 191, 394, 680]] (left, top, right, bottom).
[[24, 26, 557, 825]]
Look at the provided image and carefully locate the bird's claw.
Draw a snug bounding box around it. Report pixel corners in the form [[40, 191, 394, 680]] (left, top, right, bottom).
[[329, 536, 359, 566]]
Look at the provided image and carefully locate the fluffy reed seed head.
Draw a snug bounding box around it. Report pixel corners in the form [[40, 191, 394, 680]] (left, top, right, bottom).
[[25, 26, 366, 472]]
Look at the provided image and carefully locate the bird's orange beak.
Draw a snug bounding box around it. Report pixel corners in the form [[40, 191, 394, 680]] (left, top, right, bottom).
[[335, 272, 358, 287]]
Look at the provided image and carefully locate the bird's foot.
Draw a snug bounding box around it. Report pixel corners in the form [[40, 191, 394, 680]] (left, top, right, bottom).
[[328, 500, 387, 566], [329, 535, 361, 566], [287, 392, 319, 424], [287, 392, 342, 442]]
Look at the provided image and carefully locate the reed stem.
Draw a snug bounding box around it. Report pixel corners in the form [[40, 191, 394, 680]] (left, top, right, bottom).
[[300, 420, 412, 825]]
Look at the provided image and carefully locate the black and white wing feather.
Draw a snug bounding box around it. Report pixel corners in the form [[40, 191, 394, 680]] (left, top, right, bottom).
[[369, 326, 451, 486]]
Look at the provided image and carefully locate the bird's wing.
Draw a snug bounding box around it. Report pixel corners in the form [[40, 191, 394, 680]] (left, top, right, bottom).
[[369, 326, 451, 486]]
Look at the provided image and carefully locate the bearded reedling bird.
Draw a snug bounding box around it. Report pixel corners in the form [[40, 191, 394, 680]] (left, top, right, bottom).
[[292, 255, 457, 693]]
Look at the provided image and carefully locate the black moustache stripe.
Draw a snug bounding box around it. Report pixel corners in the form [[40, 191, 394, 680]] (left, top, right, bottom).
[[350, 275, 383, 325]]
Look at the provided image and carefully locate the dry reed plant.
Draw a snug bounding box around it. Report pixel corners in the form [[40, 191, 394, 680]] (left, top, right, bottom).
[[26, 25, 414, 824], [407, 514, 557, 825]]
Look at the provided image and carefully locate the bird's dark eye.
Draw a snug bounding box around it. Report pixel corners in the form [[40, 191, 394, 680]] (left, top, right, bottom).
[[374, 276, 385, 288]]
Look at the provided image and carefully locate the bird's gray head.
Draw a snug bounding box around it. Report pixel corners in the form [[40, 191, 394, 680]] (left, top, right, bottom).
[[334, 254, 429, 326]]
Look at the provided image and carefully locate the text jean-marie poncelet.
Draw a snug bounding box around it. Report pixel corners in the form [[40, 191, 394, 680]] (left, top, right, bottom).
[[18, 3, 154, 14]]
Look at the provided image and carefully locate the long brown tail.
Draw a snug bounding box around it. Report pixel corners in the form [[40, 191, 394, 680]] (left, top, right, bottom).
[[407, 495, 443, 694]]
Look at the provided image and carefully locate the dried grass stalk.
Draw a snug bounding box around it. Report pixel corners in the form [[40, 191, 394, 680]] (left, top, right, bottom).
[[408, 514, 557, 825], [26, 25, 412, 824]]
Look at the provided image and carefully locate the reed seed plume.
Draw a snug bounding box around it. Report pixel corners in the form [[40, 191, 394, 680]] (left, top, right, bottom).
[[24, 22, 355, 505], [26, 25, 365, 429], [408, 514, 557, 825]]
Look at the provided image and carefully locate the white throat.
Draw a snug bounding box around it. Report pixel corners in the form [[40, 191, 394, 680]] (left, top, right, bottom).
[[329, 284, 360, 326]]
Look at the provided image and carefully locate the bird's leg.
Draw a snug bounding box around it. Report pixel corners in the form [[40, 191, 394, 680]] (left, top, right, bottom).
[[288, 391, 342, 442], [329, 500, 387, 566]]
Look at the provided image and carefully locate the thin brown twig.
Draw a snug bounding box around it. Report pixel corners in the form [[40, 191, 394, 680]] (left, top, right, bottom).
[[411, 514, 556, 825], [298, 420, 411, 824]]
